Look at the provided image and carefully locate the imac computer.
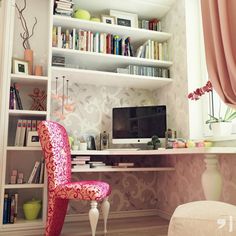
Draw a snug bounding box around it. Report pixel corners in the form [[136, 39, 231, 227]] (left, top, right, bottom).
[[112, 105, 166, 144]]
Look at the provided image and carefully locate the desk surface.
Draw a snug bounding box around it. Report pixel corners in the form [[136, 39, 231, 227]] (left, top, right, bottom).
[[71, 147, 236, 156]]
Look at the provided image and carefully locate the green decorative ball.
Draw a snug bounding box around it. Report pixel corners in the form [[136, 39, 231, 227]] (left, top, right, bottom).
[[73, 9, 91, 20]]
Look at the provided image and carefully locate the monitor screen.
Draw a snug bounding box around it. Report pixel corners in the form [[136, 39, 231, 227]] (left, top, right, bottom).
[[112, 105, 166, 144]]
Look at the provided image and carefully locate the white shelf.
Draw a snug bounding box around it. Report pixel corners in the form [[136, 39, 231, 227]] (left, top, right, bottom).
[[68, 0, 175, 19], [52, 67, 172, 90], [72, 167, 175, 172], [10, 74, 48, 85], [71, 147, 236, 156], [9, 110, 47, 117], [52, 48, 172, 71], [6, 146, 42, 151], [53, 15, 172, 46], [2, 219, 43, 229], [4, 184, 44, 189]]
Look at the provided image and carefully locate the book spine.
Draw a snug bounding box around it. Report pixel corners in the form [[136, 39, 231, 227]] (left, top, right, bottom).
[[3, 194, 8, 224], [19, 119, 27, 146], [14, 193, 18, 223], [10, 195, 15, 224], [14, 119, 22, 146], [28, 161, 40, 184]]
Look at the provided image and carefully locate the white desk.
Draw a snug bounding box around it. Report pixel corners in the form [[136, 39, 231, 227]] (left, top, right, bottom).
[[71, 147, 236, 201]]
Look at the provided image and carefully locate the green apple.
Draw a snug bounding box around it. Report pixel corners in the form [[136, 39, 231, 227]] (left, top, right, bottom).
[[73, 9, 91, 20]]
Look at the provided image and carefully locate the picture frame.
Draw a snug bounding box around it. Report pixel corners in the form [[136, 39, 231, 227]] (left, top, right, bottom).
[[101, 15, 115, 24], [26, 131, 41, 147], [109, 10, 138, 28], [12, 58, 29, 75]]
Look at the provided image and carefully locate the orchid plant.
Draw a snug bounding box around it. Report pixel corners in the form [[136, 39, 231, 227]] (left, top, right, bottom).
[[188, 81, 236, 124]]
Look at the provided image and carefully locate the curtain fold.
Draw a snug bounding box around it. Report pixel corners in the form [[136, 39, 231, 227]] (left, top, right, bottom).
[[201, 0, 236, 107]]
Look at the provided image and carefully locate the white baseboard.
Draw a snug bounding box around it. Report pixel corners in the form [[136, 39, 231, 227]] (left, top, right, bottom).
[[156, 208, 172, 220], [65, 208, 160, 222]]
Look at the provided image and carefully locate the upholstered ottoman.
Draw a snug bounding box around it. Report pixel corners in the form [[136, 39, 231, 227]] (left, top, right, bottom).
[[168, 201, 236, 236]]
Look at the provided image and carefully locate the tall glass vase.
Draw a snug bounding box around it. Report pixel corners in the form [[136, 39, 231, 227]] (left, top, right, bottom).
[[24, 49, 33, 75]]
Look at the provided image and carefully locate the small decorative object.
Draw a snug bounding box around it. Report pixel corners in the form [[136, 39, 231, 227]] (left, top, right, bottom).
[[110, 10, 138, 28], [26, 131, 40, 147], [100, 131, 109, 150], [29, 88, 47, 111], [34, 65, 43, 76], [80, 142, 87, 151], [147, 135, 161, 150], [90, 17, 101, 22], [15, 0, 38, 75], [73, 9, 91, 20], [186, 140, 196, 148], [12, 58, 29, 75], [87, 136, 96, 150], [23, 199, 41, 220], [101, 15, 115, 24]]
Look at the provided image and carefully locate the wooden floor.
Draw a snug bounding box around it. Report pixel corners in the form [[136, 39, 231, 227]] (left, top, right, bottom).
[[61, 215, 169, 236]]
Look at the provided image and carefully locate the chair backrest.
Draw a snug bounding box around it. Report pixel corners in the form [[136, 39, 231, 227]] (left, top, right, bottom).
[[37, 120, 71, 189]]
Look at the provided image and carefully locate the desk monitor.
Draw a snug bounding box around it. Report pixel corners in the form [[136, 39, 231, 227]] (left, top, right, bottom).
[[112, 105, 166, 144]]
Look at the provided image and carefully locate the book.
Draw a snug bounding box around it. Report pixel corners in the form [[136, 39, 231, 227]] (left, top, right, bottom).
[[10, 195, 15, 223], [13, 83, 23, 110], [14, 193, 18, 223], [28, 161, 40, 184], [19, 119, 27, 146], [3, 194, 8, 224], [39, 160, 45, 184], [14, 119, 22, 146]]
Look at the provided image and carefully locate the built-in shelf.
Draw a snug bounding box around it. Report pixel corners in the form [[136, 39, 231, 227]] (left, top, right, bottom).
[[4, 184, 44, 189], [71, 147, 236, 156], [52, 67, 172, 90], [10, 74, 48, 85], [52, 48, 172, 71], [9, 110, 47, 117], [72, 167, 175, 172], [53, 15, 172, 46], [6, 146, 42, 151], [2, 219, 43, 229]]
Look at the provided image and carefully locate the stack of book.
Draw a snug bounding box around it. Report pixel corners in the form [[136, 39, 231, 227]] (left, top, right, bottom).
[[52, 55, 65, 67], [52, 26, 134, 56], [136, 40, 169, 61], [89, 161, 107, 169], [113, 162, 135, 168], [9, 83, 23, 110], [117, 65, 170, 78], [71, 156, 91, 170], [3, 193, 18, 224], [27, 160, 45, 184], [54, 0, 74, 17], [139, 18, 162, 31], [14, 119, 42, 146]]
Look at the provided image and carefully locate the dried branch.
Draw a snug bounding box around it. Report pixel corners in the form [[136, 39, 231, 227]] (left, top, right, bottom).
[[15, 0, 37, 50]]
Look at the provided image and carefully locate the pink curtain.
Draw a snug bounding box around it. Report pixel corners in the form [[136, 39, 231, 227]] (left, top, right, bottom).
[[201, 0, 236, 107]]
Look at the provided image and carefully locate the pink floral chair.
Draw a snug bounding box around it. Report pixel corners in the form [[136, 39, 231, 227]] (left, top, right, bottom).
[[37, 121, 111, 236]]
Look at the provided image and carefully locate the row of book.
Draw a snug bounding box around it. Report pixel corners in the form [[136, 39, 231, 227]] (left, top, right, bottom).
[[136, 40, 169, 61], [15, 119, 42, 146], [117, 65, 170, 78], [27, 160, 45, 184], [71, 156, 136, 169], [54, 0, 74, 17], [139, 18, 162, 32], [3, 193, 18, 224], [9, 83, 23, 110], [52, 27, 134, 56]]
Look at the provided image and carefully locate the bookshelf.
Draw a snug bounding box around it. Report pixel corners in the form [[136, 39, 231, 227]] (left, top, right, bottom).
[[0, 0, 51, 231], [0, 0, 175, 233]]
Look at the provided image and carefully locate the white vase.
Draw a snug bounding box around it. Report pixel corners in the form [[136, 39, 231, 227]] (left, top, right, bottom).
[[211, 122, 232, 137]]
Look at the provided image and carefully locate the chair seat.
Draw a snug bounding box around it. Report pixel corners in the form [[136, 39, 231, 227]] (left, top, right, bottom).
[[54, 180, 111, 201]]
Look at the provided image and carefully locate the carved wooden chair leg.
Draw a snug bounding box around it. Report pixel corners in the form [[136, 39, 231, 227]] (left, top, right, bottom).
[[89, 201, 99, 236], [101, 197, 110, 234]]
